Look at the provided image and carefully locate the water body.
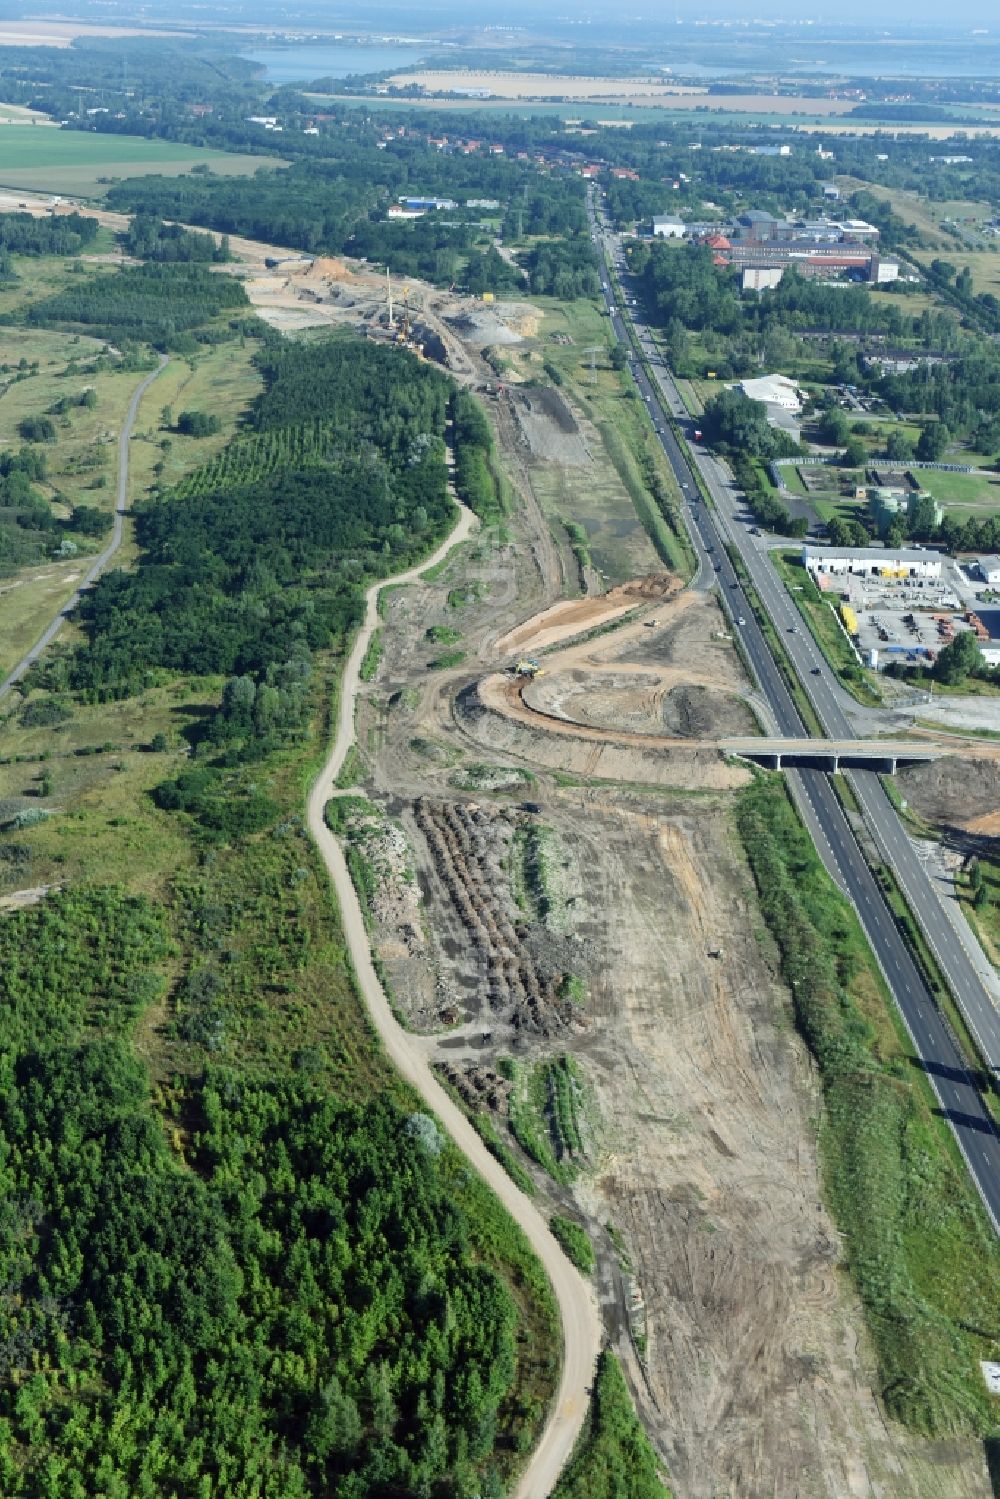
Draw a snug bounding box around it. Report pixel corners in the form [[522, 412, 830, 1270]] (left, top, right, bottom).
[[642, 36, 1000, 80], [242, 44, 424, 86]]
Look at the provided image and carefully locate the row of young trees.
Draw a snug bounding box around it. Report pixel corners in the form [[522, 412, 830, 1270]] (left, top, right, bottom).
[[24, 262, 249, 351], [57, 337, 456, 712]]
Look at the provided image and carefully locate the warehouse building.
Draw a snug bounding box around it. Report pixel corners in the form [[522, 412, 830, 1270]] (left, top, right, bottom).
[[803, 546, 945, 581]]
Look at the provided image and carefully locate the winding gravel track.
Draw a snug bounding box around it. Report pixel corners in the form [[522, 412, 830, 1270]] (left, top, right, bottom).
[[0, 355, 169, 703], [305, 501, 602, 1498]]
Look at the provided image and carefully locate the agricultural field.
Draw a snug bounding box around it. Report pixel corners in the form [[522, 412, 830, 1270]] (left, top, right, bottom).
[[385, 70, 859, 115], [0, 124, 281, 199]]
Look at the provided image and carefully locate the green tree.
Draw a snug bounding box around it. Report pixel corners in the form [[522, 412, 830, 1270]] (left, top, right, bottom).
[[916, 422, 950, 462], [934, 628, 981, 685], [841, 436, 868, 470], [885, 428, 915, 461]]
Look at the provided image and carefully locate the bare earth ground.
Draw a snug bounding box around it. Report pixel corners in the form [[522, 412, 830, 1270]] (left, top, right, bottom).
[[386, 70, 859, 114], [0, 21, 190, 45], [897, 758, 1000, 843], [344, 305, 991, 1496]]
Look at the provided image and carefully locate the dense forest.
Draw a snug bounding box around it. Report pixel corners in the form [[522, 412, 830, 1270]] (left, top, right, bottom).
[[0, 890, 525, 1498], [121, 214, 230, 264], [0, 329, 565, 1494], [104, 152, 588, 289], [0, 211, 99, 258], [519, 239, 600, 299], [60, 337, 457, 706]]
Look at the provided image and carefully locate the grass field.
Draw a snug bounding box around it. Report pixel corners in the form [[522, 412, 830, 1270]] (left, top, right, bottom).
[[913, 466, 1000, 511], [0, 243, 261, 675], [0, 125, 281, 199], [917, 248, 1000, 298]]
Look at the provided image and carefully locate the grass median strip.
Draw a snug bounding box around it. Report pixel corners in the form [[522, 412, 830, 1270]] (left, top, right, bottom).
[[725, 546, 824, 736], [737, 776, 1000, 1439]]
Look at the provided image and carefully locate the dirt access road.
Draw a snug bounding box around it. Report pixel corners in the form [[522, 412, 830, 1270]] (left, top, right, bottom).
[[306, 501, 602, 1499], [0, 355, 168, 703]]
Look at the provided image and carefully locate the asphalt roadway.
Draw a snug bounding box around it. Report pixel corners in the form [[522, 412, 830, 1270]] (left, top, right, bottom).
[[590, 200, 1000, 1232], [0, 355, 169, 704]]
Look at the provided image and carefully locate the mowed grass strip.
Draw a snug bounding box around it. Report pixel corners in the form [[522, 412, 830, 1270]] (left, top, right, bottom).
[[0, 124, 282, 198]]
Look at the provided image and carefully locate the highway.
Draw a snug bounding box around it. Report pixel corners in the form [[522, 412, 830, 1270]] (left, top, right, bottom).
[[589, 196, 1000, 1232]]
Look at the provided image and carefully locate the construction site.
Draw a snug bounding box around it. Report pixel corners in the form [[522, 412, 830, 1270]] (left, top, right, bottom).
[[335, 292, 993, 1496], [5, 182, 996, 1499]]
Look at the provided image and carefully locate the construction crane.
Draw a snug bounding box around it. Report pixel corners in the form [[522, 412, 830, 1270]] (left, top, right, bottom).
[[397, 286, 412, 345]]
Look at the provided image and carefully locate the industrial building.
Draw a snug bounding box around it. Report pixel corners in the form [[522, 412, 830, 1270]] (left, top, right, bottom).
[[702, 210, 892, 284], [400, 196, 458, 211], [803, 546, 945, 581], [865, 487, 943, 533], [717, 241, 895, 283], [741, 265, 784, 292], [979, 556, 1000, 586]]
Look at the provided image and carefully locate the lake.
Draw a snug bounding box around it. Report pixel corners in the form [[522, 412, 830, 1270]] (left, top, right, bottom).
[[242, 44, 424, 86]]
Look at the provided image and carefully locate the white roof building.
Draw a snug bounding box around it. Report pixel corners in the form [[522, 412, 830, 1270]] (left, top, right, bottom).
[[803, 546, 944, 581], [978, 556, 1000, 585], [740, 374, 803, 410], [652, 216, 686, 238]]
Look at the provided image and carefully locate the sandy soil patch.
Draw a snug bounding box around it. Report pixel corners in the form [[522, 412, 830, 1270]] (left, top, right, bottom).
[[0, 21, 189, 45], [346, 354, 990, 1492], [511, 385, 590, 466], [529, 673, 758, 740], [496, 573, 678, 655], [447, 301, 537, 347], [0, 884, 59, 911]]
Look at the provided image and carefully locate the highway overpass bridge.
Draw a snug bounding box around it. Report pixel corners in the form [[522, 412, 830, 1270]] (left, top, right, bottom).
[[722, 738, 943, 773]]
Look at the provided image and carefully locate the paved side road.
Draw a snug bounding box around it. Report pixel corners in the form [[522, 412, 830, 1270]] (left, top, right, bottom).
[[0, 354, 169, 703], [306, 502, 602, 1499]]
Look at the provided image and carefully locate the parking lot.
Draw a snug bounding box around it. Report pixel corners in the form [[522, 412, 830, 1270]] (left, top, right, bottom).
[[835, 562, 998, 667]]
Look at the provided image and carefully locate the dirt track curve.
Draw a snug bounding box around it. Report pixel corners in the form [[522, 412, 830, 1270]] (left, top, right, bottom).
[[0, 355, 168, 703], [306, 501, 602, 1499]]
